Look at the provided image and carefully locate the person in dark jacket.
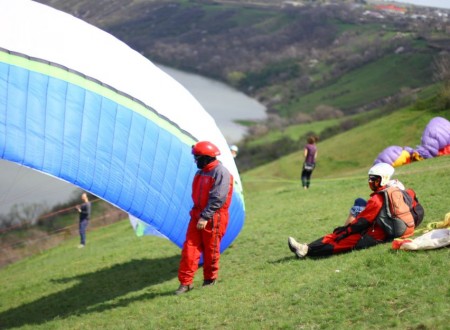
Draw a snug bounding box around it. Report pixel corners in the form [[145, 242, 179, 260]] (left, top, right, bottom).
[[76, 192, 91, 248], [301, 136, 318, 190], [175, 141, 234, 295], [288, 163, 414, 258]]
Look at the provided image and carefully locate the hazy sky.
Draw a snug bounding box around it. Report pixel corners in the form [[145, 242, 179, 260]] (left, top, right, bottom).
[[392, 0, 450, 9]]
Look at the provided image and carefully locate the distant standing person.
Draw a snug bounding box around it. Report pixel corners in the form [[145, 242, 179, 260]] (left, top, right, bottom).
[[230, 145, 239, 158], [301, 136, 318, 190], [76, 192, 91, 248]]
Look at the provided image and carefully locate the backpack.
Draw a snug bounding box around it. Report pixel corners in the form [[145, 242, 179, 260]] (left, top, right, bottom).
[[376, 186, 424, 239], [405, 188, 425, 228]]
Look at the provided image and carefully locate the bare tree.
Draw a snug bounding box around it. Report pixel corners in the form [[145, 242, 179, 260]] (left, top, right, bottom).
[[312, 104, 344, 120], [433, 52, 450, 109], [8, 203, 49, 228], [433, 52, 450, 86]]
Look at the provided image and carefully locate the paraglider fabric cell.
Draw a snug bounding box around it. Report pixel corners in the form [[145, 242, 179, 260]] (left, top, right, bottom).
[[416, 117, 450, 159], [438, 145, 450, 156], [392, 149, 412, 167], [0, 0, 245, 252], [373, 145, 411, 167]]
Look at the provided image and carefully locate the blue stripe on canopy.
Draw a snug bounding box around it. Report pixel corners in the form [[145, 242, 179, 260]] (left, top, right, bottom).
[[0, 60, 245, 251]]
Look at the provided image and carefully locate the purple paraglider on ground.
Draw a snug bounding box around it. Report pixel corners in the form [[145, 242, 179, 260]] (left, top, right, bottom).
[[374, 117, 450, 167]]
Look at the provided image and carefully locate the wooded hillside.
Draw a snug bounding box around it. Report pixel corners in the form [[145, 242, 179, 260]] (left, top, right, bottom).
[[34, 0, 449, 118]]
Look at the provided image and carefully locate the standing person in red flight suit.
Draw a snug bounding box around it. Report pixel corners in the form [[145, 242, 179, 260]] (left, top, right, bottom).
[[288, 162, 417, 258], [175, 141, 234, 295]]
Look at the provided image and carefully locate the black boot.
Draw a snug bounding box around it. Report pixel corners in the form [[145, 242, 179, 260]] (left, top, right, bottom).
[[202, 279, 216, 287], [175, 284, 194, 295]]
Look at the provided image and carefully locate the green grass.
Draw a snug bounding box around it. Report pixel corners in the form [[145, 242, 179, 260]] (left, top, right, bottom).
[[1, 106, 449, 329], [246, 118, 339, 147], [278, 53, 435, 116]]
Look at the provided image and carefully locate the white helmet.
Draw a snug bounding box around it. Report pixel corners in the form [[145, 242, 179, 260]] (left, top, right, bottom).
[[368, 163, 394, 186], [230, 145, 239, 153]]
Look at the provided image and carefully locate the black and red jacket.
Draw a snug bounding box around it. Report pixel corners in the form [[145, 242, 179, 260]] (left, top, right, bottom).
[[190, 159, 233, 222]]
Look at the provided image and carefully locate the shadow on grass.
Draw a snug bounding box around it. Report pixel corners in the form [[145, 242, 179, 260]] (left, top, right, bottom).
[[269, 254, 335, 264], [0, 256, 179, 329]]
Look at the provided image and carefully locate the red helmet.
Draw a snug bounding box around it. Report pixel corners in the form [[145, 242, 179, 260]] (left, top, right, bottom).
[[192, 141, 221, 157]]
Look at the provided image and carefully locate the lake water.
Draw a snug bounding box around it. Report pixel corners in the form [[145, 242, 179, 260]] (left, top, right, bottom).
[[159, 65, 266, 144], [0, 66, 266, 216]]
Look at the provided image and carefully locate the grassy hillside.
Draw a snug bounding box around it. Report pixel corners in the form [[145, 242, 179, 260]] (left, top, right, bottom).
[[242, 106, 449, 191], [246, 118, 340, 147], [277, 52, 434, 116], [1, 109, 449, 329], [35, 0, 448, 117]]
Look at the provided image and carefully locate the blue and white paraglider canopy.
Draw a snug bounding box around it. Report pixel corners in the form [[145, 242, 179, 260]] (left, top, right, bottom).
[[0, 0, 245, 252]]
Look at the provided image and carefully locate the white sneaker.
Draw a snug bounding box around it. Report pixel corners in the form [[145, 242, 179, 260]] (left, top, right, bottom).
[[288, 237, 308, 258], [78, 244, 85, 249]]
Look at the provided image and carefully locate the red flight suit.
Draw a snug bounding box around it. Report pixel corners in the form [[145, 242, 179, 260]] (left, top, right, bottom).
[[178, 159, 233, 285], [307, 185, 403, 257]]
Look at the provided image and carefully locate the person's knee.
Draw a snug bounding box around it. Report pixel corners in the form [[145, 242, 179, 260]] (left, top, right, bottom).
[[354, 235, 379, 250]]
